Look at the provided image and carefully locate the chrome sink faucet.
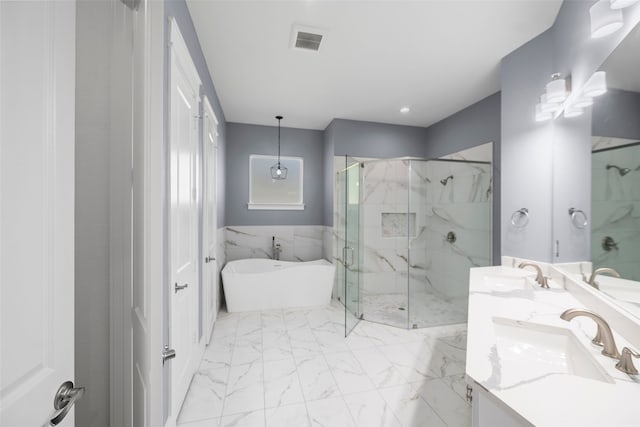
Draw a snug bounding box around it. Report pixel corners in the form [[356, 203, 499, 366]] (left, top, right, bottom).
[[518, 262, 549, 289], [272, 236, 281, 261], [560, 309, 620, 359], [585, 267, 621, 290]]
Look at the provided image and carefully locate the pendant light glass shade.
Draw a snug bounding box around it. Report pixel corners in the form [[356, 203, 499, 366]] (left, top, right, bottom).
[[590, 0, 624, 38], [610, 0, 639, 9], [583, 71, 608, 97], [546, 74, 568, 104], [271, 115, 288, 180], [536, 104, 553, 122]]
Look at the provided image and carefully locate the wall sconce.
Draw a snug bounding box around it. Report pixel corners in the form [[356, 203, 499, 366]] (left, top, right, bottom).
[[590, 0, 639, 38], [590, 0, 624, 38], [546, 73, 569, 103], [610, 0, 640, 9], [535, 71, 607, 122]]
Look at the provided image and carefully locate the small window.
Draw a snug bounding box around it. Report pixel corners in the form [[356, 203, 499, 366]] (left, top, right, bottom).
[[248, 155, 304, 210]]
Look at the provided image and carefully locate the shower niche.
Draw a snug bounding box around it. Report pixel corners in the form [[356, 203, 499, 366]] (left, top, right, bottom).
[[335, 145, 493, 332]]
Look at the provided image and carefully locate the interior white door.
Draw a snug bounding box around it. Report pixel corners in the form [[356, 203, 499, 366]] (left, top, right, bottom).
[[202, 97, 219, 344], [169, 17, 202, 419], [0, 2, 78, 426]]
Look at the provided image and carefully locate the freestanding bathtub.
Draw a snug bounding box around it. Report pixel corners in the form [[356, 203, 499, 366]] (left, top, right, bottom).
[[221, 258, 336, 312]]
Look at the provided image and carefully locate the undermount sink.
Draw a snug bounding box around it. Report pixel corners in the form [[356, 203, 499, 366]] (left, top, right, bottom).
[[483, 267, 537, 290], [492, 317, 613, 384]]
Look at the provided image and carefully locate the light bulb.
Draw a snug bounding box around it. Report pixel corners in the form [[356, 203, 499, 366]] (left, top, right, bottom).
[[535, 104, 552, 122], [276, 168, 282, 176], [546, 74, 568, 104]]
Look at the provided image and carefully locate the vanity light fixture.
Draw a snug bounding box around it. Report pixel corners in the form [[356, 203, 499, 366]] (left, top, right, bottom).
[[572, 95, 594, 109], [539, 94, 562, 113], [270, 115, 288, 180], [610, 0, 640, 9], [400, 106, 411, 114], [535, 104, 553, 122], [590, 0, 624, 38], [583, 71, 608, 97], [545, 73, 569, 104], [563, 104, 584, 118]]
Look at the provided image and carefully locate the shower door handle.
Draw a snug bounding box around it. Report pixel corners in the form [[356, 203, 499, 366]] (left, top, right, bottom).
[[344, 247, 355, 268]]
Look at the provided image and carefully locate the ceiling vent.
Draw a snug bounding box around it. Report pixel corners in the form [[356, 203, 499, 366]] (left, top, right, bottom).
[[291, 24, 325, 52]]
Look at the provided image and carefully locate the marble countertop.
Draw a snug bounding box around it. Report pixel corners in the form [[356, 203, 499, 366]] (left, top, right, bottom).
[[466, 265, 640, 426]]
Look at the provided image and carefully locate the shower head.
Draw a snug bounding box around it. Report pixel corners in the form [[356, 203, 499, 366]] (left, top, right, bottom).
[[606, 164, 631, 176], [440, 175, 454, 186]]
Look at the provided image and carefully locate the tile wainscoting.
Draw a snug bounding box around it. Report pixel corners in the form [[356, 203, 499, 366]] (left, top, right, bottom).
[[224, 225, 331, 263]]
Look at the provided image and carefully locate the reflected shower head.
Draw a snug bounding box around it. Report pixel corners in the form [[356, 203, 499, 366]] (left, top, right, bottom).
[[440, 175, 454, 186], [606, 164, 631, 176]]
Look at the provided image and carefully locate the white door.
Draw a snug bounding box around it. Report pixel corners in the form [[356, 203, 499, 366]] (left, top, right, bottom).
[[0, 2, 79, 426], [202, 97, 219, 344], [169, 18, 202, 418]]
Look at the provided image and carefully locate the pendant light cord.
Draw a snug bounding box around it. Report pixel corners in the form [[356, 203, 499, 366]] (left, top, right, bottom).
[[276, 115, 283, 168]]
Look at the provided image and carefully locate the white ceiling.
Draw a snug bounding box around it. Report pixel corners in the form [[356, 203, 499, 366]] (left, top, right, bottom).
[[187, 0, 562, 130]]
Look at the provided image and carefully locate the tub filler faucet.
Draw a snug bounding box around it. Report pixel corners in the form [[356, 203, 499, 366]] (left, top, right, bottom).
[[272, 237, 281, 260]]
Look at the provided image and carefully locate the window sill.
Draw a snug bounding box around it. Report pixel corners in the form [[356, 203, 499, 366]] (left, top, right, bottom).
[[247, 203, 305, 211]]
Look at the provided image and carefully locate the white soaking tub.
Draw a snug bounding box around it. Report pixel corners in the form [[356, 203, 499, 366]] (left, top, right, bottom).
[[221, 258, 335, 312]]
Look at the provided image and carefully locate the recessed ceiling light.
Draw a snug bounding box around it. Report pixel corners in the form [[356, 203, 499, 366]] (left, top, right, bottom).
[[400, 106, 410, 114]]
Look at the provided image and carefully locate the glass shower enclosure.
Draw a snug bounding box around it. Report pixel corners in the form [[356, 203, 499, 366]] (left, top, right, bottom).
[[336, 157, 362, 336], [337, 157, 492, 332]]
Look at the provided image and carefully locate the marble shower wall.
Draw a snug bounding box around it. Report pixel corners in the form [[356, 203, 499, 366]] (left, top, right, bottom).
[[332, 157, 492, 303], [591, 140, 640, 280], [409, 160, 492, 300], [224, 225, 329, 263]]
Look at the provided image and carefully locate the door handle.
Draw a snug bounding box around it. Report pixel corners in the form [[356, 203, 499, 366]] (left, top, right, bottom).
[[205, 256, 216, 263], [50, 381, 85, 426], [162, 345, 176, 364], [174, 283, 189, 293]]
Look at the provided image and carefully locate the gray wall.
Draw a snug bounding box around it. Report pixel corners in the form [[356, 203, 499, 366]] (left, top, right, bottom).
[[423, 92, 501, 264], [323, 121, 336, 226], [75, 2, 111, 425], [225, 123, 325, 226], [332, 119, 428, 158], [593, 88, 640, 139], [501, 30, 555, 263]]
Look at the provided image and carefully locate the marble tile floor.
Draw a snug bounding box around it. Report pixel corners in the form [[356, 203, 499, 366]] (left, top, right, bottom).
[[177, 300, 471, 427], [361, 292, 468, 330]]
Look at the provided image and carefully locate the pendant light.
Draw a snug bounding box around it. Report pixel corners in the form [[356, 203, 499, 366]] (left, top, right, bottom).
[[270, 115, 287, 180], [590, 0, 624, 38]]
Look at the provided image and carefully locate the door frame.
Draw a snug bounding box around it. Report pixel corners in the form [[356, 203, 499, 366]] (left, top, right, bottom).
[[201, 95, 219, 344], [108, 1, 166, 426]]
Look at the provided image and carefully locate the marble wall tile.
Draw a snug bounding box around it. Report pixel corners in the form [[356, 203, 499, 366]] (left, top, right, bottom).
[[224, 225, 327, 263]]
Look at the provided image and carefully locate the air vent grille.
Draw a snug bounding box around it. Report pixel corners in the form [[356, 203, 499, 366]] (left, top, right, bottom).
[[290, 24, 325, 52], [295, 31, 323, 51]]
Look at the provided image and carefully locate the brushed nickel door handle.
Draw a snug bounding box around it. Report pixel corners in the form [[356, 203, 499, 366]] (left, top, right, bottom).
[[174, 283, 189, 293], [50, 381, 85, 425]]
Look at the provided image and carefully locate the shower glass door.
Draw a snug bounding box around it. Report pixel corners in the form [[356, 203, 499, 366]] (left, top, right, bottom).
[[343, 159, 361, 336], [408, 158, 492, 328]]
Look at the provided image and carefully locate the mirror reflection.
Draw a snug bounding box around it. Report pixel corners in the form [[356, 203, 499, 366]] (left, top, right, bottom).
[[588, 21, 640, 319]]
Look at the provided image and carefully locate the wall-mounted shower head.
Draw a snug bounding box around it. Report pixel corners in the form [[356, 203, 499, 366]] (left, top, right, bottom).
[[440, 175, 454, 186], [606, 164, 631, 176]]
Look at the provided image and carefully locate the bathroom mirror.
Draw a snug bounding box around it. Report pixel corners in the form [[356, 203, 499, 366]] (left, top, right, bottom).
[[571, 21, 640, 321]]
